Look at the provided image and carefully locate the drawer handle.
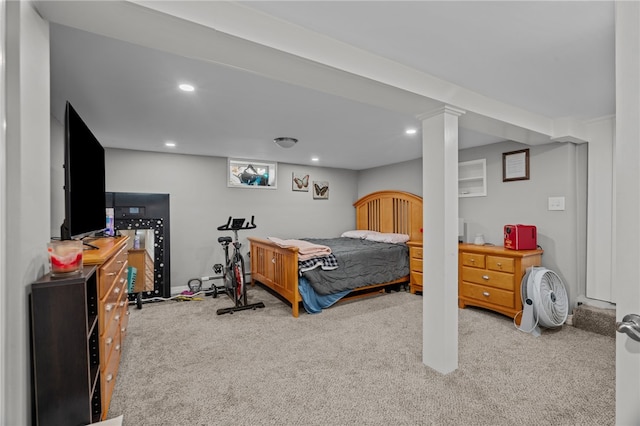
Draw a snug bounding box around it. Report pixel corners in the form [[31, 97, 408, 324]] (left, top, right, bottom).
[[120, 278, 126, 284], [117, 260, 125, 264], [106, 337, 113, 345], [470, 259, 475, 263], [482, 275, 489, 280], [483, 291, 490, 297], [105, 304, 113, 312], [106, 373, 113, 382], [121, 327, 126, 333], [114, 287, 121, 294], [271, 257, 276, 264], [114, 314, 121, 322], [125, 310, 130, 316], [115, 344, 121, 352], [119, 301, 125, 307], [106, 272, 117, 277]]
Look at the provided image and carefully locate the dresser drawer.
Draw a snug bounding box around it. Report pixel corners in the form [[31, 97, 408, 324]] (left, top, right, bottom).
[[100, 316, 118, 362], [98, 268, 126, 334], [119, 299, 130, 341], [461, 266, 514, 291], [410, 247, 423, 259], [487, 256, 515, 273], [98, 246, 128, 299], [460, 281, 515, 309], [101, 330, 122, 418], [99, 300, 123, 341], [410, 257, 423, 272], [461, 252, 485, 269], [412, 271, 423, 285]]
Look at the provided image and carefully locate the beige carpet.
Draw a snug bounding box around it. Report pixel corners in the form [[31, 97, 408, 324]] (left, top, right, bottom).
[[107, 285, 614, 425]]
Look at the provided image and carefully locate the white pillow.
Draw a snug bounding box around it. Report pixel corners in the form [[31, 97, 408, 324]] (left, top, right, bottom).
[[365, 232, 410, 244], [341, 230, 380, 239]]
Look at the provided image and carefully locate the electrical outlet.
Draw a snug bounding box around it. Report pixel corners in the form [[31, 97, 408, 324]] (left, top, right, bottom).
[[548, 196, 565, 211]]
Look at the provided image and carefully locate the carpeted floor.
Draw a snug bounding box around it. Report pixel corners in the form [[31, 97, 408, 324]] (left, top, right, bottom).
[[107, 285, 615, 425]]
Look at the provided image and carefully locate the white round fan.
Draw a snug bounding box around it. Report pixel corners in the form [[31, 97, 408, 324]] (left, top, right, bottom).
[[518, 266, 569, 336]]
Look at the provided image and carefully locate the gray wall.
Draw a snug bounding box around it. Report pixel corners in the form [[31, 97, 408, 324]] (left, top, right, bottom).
[[358, 141, 588, 310], [51, 109, 588, 308], [357, 158, 422, 198], [105, 150, 358, 291], [3, 2, 50, 424], [50, 123, 359, 292], [459, 140, 588, 310]]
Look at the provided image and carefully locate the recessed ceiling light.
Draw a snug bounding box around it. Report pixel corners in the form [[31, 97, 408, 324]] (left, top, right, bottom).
[[178, 83, 195, 92], [165, 141, 176, 148], [311, 157, 319, 162], [405, 128, 417, 135]]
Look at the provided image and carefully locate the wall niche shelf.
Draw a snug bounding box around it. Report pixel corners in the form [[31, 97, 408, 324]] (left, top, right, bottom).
[[459, 159, 487, 198]]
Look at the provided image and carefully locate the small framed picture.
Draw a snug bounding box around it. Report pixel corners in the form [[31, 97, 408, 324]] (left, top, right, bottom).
[[292, 172, 309, 192], [228, 158, 277, 189], [313, 181, 329, 199], [502, 149, 530, 182]]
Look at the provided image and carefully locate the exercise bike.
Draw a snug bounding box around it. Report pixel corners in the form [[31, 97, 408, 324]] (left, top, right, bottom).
[[188, 216, 265, 315]]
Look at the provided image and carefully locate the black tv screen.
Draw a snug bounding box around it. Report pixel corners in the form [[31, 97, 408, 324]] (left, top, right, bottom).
[[61, 102, 107, 240]]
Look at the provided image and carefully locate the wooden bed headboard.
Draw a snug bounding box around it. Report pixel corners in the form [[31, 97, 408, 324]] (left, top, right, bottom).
[[354, 190, 423, 242]]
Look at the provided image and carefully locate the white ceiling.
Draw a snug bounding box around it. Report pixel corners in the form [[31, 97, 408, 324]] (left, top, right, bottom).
[[43, 1, 615, 171]]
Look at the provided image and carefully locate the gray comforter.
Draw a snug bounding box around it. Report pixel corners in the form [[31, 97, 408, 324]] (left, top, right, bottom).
[[300, 237, 409, 295]]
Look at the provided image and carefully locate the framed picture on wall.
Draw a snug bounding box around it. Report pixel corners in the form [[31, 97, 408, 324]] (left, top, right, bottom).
[[292, 172, 309, 192], [502, 149, 530, 182], [313, 181, 329, 199], [227, 158, 277, 189]]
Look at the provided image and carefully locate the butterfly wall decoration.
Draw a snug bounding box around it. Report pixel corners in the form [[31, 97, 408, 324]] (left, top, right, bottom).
[[292, 173, 309, 192], [313, 181, 329, 199]]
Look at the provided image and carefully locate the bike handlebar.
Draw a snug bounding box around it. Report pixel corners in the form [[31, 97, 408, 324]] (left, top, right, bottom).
[[217, 216, 256, 231]]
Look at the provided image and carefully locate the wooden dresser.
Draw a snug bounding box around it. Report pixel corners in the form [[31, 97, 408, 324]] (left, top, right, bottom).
[[458, 243, 542, 324], [128, 248, 154, 292], [407, 241, 423, 293], [83, 236, 130, 420]]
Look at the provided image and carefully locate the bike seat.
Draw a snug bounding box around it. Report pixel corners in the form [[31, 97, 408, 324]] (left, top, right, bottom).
[[218, 236, 232, 244]]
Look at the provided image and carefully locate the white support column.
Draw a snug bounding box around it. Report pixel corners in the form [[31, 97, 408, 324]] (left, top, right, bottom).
[[0, 0, 6, 421], [420, 105, 464, 374]]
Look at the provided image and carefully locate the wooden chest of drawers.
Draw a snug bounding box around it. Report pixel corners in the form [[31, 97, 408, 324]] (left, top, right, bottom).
[[458, 243, 542, 323], [407, 241, 423, 293], [83, 236, 129, 420], [128, 248, 154, 292]]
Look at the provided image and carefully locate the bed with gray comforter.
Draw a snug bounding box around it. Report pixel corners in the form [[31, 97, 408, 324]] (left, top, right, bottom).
[[300, 237, 409, 296]]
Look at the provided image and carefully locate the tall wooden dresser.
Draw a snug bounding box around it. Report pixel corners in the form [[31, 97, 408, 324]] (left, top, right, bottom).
[[458, 243, 543, 324], [83, 236, 130, 420]]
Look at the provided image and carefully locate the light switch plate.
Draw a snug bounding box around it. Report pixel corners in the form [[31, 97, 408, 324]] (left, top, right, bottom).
[[548, 196, 565, 211]]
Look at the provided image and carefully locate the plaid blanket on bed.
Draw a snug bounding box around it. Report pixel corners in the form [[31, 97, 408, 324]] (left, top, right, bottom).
[[298, 254, 339, 274]]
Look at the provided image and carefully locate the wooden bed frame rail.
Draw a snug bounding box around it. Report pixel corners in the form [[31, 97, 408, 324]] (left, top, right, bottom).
[[249, 190, 423, 317]]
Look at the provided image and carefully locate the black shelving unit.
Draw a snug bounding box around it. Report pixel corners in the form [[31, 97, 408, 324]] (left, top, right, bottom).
[[30, 265, 101, 426]]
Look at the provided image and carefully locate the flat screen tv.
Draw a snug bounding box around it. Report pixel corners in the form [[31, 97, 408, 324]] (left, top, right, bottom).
[[60, 101, 107, 241]]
